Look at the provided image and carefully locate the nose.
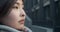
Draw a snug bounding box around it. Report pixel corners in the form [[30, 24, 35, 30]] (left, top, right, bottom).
[[20, 13, 25, 17], [19, 9, 26, 17]]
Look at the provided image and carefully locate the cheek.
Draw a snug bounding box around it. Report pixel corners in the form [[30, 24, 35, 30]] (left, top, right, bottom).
[[3, 10, 20, 23], [8, 10, 20, 22]]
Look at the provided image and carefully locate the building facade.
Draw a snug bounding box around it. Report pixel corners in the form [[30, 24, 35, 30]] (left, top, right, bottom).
[[24, 0, 60, 32]]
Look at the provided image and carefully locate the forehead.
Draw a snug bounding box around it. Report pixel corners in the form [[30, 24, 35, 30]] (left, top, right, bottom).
[[16, 0, 23, 5]]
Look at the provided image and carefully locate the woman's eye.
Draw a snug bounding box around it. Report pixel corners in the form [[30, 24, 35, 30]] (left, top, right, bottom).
[[12, 6, 18, 9]]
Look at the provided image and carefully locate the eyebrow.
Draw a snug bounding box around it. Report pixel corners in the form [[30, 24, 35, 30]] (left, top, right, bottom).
[[16, 2, 20, 6], [16, 2, 24, 6]]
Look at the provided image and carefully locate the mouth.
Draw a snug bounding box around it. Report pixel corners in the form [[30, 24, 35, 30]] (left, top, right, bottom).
[[19, 19, 25, 24]]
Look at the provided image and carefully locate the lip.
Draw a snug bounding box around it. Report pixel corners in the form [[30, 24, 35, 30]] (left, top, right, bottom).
[[19, 19, 25, 24]]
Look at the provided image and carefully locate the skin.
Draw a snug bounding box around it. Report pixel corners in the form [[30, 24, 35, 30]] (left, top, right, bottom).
[[1, 0, 26, 30]]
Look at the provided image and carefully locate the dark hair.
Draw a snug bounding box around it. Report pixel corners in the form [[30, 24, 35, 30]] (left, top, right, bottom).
[[0, 0, 17, 18]]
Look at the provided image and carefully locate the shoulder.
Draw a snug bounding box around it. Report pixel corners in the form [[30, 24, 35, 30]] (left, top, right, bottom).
[[0, 25, 21, 32], [0, 30, 8, 32]]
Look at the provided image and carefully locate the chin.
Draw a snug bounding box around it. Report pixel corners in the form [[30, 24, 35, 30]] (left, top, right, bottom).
[[17, 25, 25, 30], [19, 24, 24, 28]]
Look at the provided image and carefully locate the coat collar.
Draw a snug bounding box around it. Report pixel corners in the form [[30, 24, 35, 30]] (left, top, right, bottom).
[[0, 25, 32, 32]]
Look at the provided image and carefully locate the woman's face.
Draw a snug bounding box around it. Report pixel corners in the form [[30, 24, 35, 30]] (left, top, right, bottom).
[[1, 0, 26, 30]]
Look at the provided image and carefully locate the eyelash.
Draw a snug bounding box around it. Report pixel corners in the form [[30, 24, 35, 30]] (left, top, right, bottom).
[[12, 6, 18, 9], [12, 6, 24, 10]]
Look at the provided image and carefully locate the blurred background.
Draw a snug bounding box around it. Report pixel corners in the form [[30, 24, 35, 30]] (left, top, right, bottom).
[[24, 0, 60, 32]]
